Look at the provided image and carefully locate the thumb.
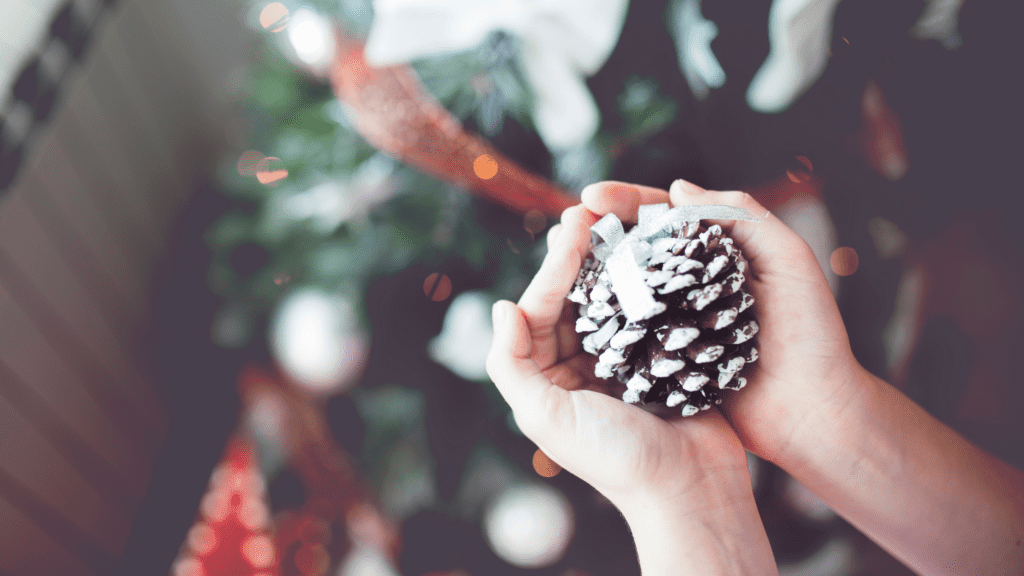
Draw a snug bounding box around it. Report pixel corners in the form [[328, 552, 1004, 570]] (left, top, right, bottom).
[[669, 179, 819, 279]]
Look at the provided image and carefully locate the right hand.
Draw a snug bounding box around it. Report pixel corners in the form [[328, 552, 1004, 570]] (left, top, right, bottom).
[[580, 179, 865, 468]]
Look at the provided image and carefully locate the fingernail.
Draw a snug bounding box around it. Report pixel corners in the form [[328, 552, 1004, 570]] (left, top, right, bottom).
[[671, 179, 705, 196], [492, 301, 508, 329]]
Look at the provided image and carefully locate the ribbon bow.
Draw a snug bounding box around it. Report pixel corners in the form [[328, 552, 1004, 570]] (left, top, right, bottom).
[[363, 0, 629, 151], [589, 202, 761, 322]]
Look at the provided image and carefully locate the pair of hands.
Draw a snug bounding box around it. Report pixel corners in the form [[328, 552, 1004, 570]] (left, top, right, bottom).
[[486, 178, 862, 521]]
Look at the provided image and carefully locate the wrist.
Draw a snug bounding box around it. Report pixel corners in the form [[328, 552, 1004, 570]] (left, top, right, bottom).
[[615, 475, 777, 576]]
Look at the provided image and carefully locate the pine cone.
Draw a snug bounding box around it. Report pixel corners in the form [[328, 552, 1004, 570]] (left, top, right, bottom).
[[569, 219, 759, 416]]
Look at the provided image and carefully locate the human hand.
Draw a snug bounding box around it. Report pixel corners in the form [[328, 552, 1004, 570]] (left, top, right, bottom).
[[579, 180, 863, 469], [485, 204, 756, 515]]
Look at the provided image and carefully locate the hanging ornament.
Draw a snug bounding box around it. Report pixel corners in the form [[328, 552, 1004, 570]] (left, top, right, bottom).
[[483, 484, 574, 569]]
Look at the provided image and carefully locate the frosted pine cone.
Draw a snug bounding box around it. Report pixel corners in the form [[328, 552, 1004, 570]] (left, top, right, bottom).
[[569, 219, 759, 417]]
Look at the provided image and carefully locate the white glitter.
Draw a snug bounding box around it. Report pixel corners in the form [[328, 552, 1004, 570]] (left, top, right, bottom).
[[694, 345, 725, 363], [681, 373, 709, 391], [568, 287, 588, 304], [587, 301, 617, 319], [681, 404, 700, 416], [641, 302, 668, 320], [626, 373, 652, 392], [622, 389, 641, 403], [576, 317, 599, 332], [666, 391, 686, 407], [610, 327, 645, 349], [738, 292, 754, 312], [714, 308, 738, 330], [732, 320, 759, 344], [582, 315, 620, 353], [599, 348, 626, 365], [658, 274, 697, 294], [676, 259, 703, 274], [590, 283, 612, 302], [645, 270, 675, 287], [651, 358, 686, 377], [689, 283, 723, 310], [594, 363, 614, 378], [664, 327, 699, 351], [703, 255, 730, 282]]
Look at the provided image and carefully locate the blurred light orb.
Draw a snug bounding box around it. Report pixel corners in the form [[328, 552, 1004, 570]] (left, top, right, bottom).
[[172, 556, 204, 576], [484, 484, 574, 569], [830, 247, 859, 277], [429, 291, 494, 380], [523, 209, 547, 236], [422, 272, 452, 302], [532, 449, 561, 478], [271, 288, 367, 395], [473, 154, 498, 179], [242, 534, 276, 568], [256, 157, 288, 185], [187, 523, 218, 556], [259, 2, 290, 32], [286, 8, 336, 71], [238, 149, 265, 176]]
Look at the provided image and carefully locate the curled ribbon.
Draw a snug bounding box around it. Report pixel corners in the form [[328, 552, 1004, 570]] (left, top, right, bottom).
[[589, 202, 761, 322]]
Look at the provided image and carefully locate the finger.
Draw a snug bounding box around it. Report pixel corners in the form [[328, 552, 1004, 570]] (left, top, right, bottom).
[[546, 223, 563, 252], [581, 181, 671, 224], [668, 179, 815, 278], [518, 205, 596, 370], [486, 300, 570, 435]]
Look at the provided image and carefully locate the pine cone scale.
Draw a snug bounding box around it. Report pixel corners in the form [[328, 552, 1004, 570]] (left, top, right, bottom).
[[570, 218, 761, 417]]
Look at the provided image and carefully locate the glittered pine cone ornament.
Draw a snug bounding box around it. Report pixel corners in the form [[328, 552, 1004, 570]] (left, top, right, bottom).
[[568, 200, 762, 417]]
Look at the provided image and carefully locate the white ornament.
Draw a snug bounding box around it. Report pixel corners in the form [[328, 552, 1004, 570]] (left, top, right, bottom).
[[270, 288, 367, 394], [484, 484, 574, 568], [429, 291, 495, 381]]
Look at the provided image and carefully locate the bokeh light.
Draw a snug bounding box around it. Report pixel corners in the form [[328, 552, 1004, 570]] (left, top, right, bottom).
[[256, 157, 288, 185], [423, 273, 452, 302], [523, 209, 547, 237], [237, 149, 265, 176], [259, 3, 290, 32], [484, 484, 574, 568], [532, 449, 561, 478], [473, 154, 499, 180], [241, 535, 276, 568], [173, 556, 204, 576], [785, 169, 809, 183], [829, 247, 859, 276], [187, 523, 218, 556], [271, 289, 367, 394], [294, 544, 330, 575], [796, 155, 813, 172], [286, 9, 335, 70]]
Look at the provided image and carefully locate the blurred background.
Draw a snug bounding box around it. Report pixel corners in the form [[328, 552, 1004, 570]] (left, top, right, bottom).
[[0, 0, 1022, 575]]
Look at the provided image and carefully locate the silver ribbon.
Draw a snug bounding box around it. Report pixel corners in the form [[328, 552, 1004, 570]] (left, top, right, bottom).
[[590, 203, 761, 322]]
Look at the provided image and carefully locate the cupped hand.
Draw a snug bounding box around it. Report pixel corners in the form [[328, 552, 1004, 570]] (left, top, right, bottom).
[[485, 203, 754, 514], [579, 180, 864, 468]]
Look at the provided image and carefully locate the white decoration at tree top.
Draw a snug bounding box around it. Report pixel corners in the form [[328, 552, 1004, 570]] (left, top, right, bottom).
[[364, 0, 629, 151]]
